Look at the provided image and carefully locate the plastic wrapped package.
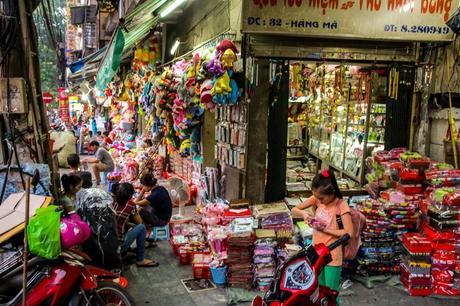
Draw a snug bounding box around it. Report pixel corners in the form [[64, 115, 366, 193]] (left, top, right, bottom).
[[425, 169, 460, 180], [427, 206, 460, 221], [407, 157, 431, 171], [398, 184, 423, 195], [443, 191, 460, 207], [399, 151, 422, 162], [428, 218, 460, 231], [399, 168, 424, 181], [389, 147, 407, 159], [401, 233, 431, 255]]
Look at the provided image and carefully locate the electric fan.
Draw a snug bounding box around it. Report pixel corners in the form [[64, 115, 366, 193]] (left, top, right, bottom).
[[167, 176, 190, 218]]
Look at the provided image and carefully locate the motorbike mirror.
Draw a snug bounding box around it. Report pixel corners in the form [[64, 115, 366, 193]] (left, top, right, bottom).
[[31, 169, 40, 187]]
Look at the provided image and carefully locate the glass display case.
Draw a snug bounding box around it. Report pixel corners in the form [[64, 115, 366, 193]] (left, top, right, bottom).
[[286, 62, 388, 187]]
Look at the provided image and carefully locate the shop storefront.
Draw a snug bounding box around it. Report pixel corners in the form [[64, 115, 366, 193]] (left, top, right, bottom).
[[59, 0, 460, 301], [241, 0, 456, 203]]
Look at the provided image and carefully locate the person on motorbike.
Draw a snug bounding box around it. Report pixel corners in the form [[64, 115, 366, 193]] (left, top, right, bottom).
[[112, 182, 159, 267], [291, 169, 354, 304], [59, 174, 83, 213]]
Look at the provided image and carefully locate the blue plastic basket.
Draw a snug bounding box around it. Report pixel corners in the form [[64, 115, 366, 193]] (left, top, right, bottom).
[[210, 266, 227, 285]]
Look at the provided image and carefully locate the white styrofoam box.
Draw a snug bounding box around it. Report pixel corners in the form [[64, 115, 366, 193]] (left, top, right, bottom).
[[430, 118, 460, 145], [429, 108, 460, 120], [429, 142, 444, 162]]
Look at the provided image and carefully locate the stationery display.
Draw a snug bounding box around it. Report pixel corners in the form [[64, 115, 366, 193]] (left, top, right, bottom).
[[215, 104, 247, 170]]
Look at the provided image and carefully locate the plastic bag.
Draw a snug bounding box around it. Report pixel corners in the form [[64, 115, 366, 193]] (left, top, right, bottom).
[[27, 205, 62, 259], [60, 212, 91, 249]]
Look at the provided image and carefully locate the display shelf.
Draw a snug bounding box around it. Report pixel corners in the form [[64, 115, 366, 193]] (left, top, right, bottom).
[[287, 155, 306, 160], [287, 63, 388, 187]]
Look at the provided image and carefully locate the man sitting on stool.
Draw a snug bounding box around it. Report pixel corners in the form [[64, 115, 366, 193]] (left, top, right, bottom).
[[136, 173, 172, 247], [82, 141, 114, 186]]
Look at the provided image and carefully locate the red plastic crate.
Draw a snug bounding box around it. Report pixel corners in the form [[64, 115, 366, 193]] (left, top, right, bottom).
[[171, 242, 185, 257], [193, 263, 212, 279], [178, 247, 192, 265]]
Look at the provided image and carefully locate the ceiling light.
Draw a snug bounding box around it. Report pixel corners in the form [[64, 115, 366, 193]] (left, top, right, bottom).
[[170, 39, 180, 55], [160, 0, 187, 18]]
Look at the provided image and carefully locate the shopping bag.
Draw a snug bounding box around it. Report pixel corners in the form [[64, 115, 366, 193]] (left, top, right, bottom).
[[27, 205, 62, 259]]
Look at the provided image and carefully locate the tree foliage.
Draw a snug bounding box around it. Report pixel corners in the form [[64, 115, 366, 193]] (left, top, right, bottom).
[[33, 0, 66, 97]]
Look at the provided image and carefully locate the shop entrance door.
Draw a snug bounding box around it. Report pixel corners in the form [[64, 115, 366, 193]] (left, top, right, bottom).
[[265, 61, 290, 202]]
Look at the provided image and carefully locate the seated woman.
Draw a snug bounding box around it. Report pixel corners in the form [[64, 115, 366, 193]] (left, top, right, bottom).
[[135, 173, 172, 228], [59, 174, 83, 213], [112, 182, 159, 267], [67, 153, 92, 188]]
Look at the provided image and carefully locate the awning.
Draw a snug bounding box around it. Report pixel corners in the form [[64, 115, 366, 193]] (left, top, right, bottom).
[[68, 0, 167, 85]]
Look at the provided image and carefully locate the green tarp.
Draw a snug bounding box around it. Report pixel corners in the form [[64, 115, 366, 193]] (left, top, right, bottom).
[[96, 28, 125, 91]]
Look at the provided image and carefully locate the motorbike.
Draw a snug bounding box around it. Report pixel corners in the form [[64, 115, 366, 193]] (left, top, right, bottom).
[[0, 248, 134, 306], [252, 234, 350, 306]]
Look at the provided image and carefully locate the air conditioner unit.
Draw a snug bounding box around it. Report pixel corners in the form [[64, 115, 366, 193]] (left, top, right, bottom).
[[0, 78, 27, 114]]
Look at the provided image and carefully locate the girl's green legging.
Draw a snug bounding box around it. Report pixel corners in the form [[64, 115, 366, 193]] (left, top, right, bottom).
[[319, 265, 342, 305]]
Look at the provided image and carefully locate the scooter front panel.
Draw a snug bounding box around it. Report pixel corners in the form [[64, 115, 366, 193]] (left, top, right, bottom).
[[280, 258, 315, 291]]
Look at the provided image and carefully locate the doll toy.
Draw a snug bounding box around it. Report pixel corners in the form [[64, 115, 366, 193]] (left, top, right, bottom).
[[211, 71, 231, 96], [207, 56, 224, 76], [200, 79, 214, 110], [221, 48, 238, 69], [190, 125, 201, 156]]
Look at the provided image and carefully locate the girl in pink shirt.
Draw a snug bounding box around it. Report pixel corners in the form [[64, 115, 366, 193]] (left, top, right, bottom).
[[292, 169, 353, 303]]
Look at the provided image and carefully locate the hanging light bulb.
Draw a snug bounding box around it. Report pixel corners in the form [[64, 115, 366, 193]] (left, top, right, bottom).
[[160, 0, 187, 18], [170, 39, 180, 55]]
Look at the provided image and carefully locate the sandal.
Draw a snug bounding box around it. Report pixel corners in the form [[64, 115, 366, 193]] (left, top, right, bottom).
[[136, 259, 159, 267]]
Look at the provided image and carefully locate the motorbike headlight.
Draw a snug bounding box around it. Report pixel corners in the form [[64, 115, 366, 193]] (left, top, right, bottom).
[[282, 259, 315, 291]]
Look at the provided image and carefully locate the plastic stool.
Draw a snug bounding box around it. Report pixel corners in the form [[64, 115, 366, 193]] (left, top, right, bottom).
[[151, 224, 170, 241], [107, 181, 113, 192], [101, 172, 107, 185]]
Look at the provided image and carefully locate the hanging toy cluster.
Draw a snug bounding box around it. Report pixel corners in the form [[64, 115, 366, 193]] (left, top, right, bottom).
[[208, 39, 241, 105], [146, 39, 241, 157], [133, 36, 161, 72]]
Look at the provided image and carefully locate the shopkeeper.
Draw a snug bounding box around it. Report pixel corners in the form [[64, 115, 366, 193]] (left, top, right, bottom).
[[291, 169, 353, 303], [82, 140, 115, 186], [135, 173, 172, 228]]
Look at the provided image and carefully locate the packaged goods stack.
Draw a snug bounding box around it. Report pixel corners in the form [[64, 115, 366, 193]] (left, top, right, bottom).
[[356, 198, 402, 275], [400, 233, 432, 296], [227, 230, 255, 288], [430, 244, 459, 296], [366, 149, 405, 198], [225, 207, 255, 289], [169, 151, 193, 182], [253, 202, 294, 234], [424, 188, 460, 296], [365, 148, 460, 297], [428, 188, 460, 232], [170, 221, 207, 265], [253, 229, 277, 291], [425, 164, 460, 188], [381, 189, 420, 233]]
